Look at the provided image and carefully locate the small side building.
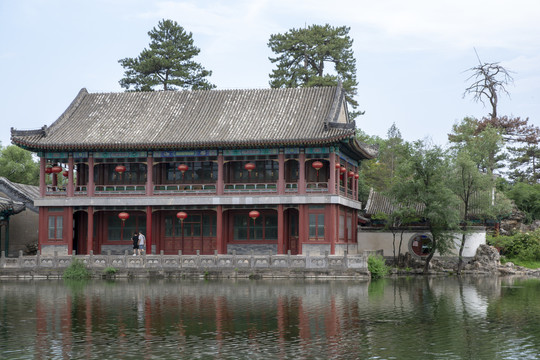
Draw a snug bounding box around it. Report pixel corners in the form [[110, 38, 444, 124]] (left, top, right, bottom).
[[359, 189, 486, 259], [0, 177, 40, 256]]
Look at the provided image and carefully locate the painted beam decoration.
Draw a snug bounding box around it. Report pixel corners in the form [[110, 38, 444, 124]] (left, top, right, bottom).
[[223, 149, 279, 156], [154, 150, 218, 158]]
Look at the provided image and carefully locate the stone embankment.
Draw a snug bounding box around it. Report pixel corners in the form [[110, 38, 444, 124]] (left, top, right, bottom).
[[400, 244, 540, 276], [0, 250, 370, 280]]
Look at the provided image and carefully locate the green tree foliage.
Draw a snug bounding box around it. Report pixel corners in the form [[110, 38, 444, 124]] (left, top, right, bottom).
[[447, 150, 493, 273], [392, 141, 460, 273], [0, 145, 39, 185], [507, 141, 540, 184], [448, 117, 504, 175], [268, 24, 362, 118], [119, 19, 215, 91], [506, 182, 540, 223], [360, 123, 411, 194]]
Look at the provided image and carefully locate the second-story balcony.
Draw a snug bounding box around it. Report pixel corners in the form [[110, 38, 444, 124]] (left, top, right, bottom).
[[41, 153, 360, 200]]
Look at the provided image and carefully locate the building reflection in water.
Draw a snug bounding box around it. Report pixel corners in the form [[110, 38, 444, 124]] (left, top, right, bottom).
[[4, 276, 537, 360]]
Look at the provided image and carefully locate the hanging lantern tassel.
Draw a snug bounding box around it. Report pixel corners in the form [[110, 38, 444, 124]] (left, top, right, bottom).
[[177, 164, 188, 180], [312, 161, 323, 182], [249, 210, 260, 225], [115, 165, 126, 180], [118, 212, 130, 241], [244, 163, 255, 181]]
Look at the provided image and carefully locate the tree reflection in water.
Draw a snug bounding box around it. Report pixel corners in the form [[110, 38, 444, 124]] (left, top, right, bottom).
[[1, 277, 540, 359]]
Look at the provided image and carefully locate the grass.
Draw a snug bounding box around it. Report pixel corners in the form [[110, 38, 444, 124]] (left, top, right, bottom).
[[501, 257, 540, 269]]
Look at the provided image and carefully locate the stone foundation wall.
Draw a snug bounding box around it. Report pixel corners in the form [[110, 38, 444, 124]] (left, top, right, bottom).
[[0, 250, 370, 279]]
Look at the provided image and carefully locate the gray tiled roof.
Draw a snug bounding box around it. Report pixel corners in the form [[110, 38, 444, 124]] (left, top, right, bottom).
[[0, 177, 39, 212], [0, 196, 25, 215], [12, 86, 370, 154]]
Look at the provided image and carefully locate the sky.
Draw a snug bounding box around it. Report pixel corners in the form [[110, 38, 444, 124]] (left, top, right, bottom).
[[1, 0, 539, 149]]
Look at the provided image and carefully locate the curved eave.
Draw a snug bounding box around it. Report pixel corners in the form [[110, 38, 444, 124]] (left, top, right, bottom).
[[12, 131, 355, 153], [341, 138, 378, 160]]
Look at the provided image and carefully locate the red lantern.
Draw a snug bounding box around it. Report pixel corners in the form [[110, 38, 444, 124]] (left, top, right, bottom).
[[312, 161, 323, 181], [249, 210, 260, 221], [118, 212, 130, 222], [244, 163, 256, 172], [62, 170, 69, 177], [348, 171, 355, 178], [312, 161, 323, 171], [340, 166, 346, 174], [115, 165, 126, 174], [335, 163, 341, 169], [51, 166, 62, 174], [118, 212, 129, 241], [355, 173, 359, 179], [177, 164, 188, 173], [45, 167, 53, 174], [176, 211, 188, 222]]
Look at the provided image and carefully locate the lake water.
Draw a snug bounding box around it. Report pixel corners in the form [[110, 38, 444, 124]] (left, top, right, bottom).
[[1, 276, 540, 359]]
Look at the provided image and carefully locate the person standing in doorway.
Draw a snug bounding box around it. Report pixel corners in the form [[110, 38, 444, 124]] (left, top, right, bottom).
[[132, 231, 139, 256], [138, 231, 146, 255]]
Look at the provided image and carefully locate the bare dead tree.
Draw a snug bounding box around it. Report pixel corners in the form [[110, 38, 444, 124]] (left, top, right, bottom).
[[463, 50, 514, 120]]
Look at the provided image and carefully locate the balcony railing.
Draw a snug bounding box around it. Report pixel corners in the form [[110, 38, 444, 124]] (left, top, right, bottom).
[[285, 183, 298, 192], [224, 183, 277, 193], [45, 186, 66, 195], [43, 181, 357, 199], [74, 185, 87, 195], [306, 182, 328, 192], [154, 184, 216, 194], [94, 185, 146, 194]]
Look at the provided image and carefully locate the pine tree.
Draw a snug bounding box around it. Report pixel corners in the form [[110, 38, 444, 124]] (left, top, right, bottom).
[[268, 24, 362, 118], [119, 19, 215, 91]]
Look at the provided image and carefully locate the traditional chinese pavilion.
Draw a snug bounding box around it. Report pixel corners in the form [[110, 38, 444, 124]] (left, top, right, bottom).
[[11, 85, 376, 256]]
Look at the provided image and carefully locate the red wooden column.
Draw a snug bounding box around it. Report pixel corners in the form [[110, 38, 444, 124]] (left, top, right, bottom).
[[277, 204, 284, 254], [353, 209, 358, 244], [67, 154, 74, 197], [39, 157, 46, 197], [87, 206, 93, 254], [328, 204, 336, 255], [217, 153, 224, 195], [146, 206, 152, 254], [66, 207, 74, 254], [298, 204, 307, 254], [146, 154, 153, 196], [298, 151, 306, 195], [216, 205, 224, 253], [87, 155, 94, 197], [329, 151, 336, 195], [278, 151, 285, 195], [38, 207, 47, 253]]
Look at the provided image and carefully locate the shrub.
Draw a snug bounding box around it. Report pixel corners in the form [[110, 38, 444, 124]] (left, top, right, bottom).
[[63, 259, 91, 280], [368, 255, 390, 279], [488, 230, 540, 262], [103, 266, 118, 275]]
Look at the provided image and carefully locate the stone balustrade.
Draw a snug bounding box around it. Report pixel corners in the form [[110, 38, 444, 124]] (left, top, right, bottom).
[[0, 250, 369, 278]]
